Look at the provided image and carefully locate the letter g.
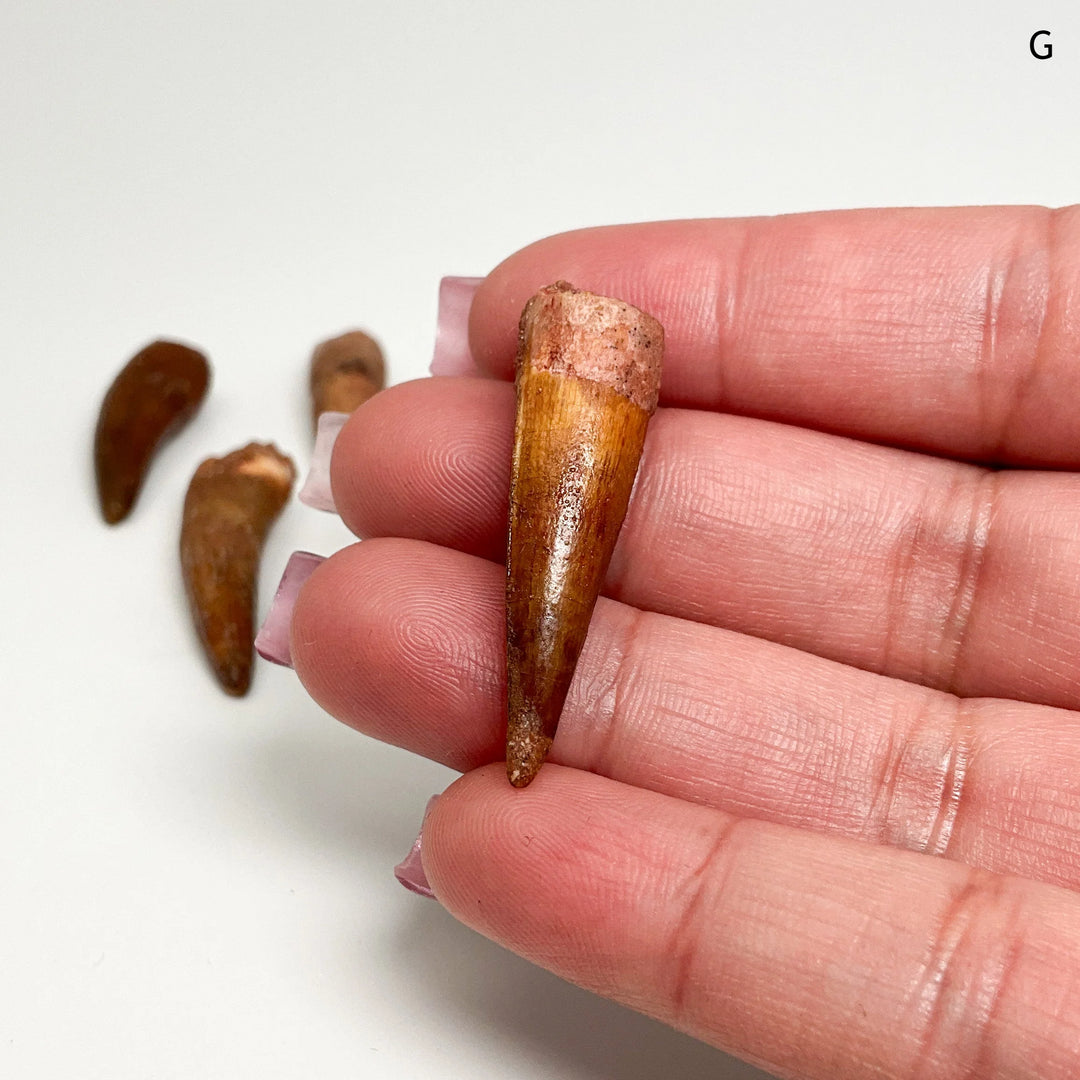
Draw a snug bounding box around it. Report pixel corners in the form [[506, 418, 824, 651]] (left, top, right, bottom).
[[1030, 30, 1053, 59]]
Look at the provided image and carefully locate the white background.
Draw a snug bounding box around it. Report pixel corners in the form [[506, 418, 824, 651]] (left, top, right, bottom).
[[2, 3, 1077, 1078]]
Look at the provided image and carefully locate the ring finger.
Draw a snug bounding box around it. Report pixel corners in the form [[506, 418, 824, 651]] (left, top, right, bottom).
[[290, 537, 1080, 891]]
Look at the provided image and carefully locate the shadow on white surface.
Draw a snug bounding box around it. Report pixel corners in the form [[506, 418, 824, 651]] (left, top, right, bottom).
[[235, 721, 775, 1080], [390, 909, 775, 1080], [234, 712, 443, 860]]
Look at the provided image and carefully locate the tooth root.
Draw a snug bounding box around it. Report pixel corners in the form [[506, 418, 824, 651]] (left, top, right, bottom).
[[506, 282, 664, 788], [180, 442, 296, 696]]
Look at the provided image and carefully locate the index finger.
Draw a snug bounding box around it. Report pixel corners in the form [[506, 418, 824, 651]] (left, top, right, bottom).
[[426, 765, 1080, 1080], [468, 207, 1080, 466]]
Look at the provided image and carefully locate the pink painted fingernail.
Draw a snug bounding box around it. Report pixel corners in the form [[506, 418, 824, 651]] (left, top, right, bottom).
[[394, 795, 440, 899], [298, 411, 349, 512], [430, 276, 483, 376], [254, 551, 326, 667]]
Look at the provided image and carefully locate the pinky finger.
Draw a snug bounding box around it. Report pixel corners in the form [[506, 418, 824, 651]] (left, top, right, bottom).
[[424, 765, 1080, 1080]]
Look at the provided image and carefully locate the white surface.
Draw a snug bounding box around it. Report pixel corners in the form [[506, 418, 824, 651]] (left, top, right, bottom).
[[2, 3, 1077, 1078]]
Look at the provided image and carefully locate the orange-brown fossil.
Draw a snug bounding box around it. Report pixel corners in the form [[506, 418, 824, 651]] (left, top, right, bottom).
[[505, 282, 663, 787], [309, 330, 385, 429], [180, 442, 296, 696], [94, 340, 210, 524]]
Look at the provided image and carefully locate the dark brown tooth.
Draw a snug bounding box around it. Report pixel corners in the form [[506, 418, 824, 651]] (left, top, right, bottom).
[[309, 330, 386, 429], [505, 281, 663, 787], [180, 442, 296, 696], [94, 340, 211, 524]]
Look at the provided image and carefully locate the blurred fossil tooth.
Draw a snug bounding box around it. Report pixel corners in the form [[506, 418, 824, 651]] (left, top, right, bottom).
[[309, 330, 386, 430], [505, 281, 663, 788], [180, 442, 296, 696], [94, 340, 211, 524]]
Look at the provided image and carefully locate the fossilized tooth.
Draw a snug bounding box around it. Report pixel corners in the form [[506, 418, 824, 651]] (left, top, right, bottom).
[[94, 340, 211, 524], [506, 281, 664, 787], [180, 442, 296, 696], [309, 330, 386, 429]]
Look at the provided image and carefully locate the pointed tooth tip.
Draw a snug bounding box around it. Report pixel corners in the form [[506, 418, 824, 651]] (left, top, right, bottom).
[[505, 730, 552, 788], [101, 500, 128, 525], [217, 664, 252, 696], [506, 764, 535, 789]]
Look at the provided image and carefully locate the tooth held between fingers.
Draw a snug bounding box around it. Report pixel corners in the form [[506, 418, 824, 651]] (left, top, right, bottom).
[[505, 282, 663, 788], [298, 411, 348, 512], [94, 339, 211, 524], [255, 550, 326, 668], [180, 442, 296, 695], [430, 276, 484, 376]]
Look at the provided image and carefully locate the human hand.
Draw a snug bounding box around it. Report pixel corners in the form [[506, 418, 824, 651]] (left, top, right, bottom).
[[290, 208, 1080, 1079]]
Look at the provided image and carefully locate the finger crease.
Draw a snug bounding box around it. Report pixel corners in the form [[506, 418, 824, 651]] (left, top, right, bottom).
[[713, 225, 754, 408], [666, 816, 744, 1020], [939, 471, 999, 692], [882, 485, 929, 677], [927, 696, 975, 857], [977, 243, 1008, 457], [980, 209, 1054, 461], [871, 690, 972, 856], [587, 606, 648, 779], [909, 869, 1027, 1079]]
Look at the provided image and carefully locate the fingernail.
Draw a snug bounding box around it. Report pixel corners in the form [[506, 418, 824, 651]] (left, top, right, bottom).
[[394, 795, 440, 899], [505, 283, 663, 786], [430, 276, 483, 376], [254, 550, 326, 667], [298, 411, 349, 512]]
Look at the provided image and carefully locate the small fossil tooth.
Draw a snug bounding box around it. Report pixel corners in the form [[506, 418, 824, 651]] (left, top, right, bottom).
[[180, 442, 296, 696], [505, 281, 664, 788], [94, 340, 211, 524], [309, 330, 386, 429]]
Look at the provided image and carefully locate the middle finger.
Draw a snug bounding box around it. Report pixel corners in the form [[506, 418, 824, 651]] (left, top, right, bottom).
[[333, 377, 1080, 710]]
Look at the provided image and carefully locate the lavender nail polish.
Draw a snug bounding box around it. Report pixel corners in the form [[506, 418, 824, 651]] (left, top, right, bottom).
[[394, 795, 441, 899], [430, 276, 483, 377], [298, 411, 349, 512], [254, 551, 326, 667]]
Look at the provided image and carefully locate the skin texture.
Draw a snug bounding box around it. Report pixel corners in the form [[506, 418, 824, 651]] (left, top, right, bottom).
[[292, 207, 1080, 1079]]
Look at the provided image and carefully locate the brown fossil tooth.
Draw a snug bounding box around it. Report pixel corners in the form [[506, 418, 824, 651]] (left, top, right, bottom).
[[94, 340, 211, 524], [180, 442, 296, 696], [506, 281, 664, 787], [309, 330, 386, 429]]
